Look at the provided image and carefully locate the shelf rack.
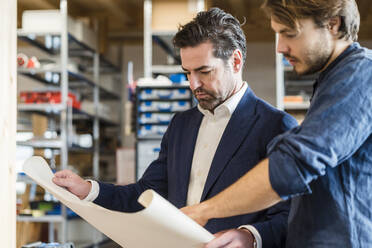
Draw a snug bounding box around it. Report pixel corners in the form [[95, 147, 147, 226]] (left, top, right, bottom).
[[143, 0, 204, 77], [134, 83, 193, 179], [16, 0, 122, 244]]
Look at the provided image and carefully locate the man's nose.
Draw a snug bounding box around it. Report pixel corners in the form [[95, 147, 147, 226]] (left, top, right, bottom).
[[276, 35, 289, 54], [188, 73, 202, 91]]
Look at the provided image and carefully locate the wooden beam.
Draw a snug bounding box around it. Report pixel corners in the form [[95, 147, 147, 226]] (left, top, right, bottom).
[[78, 0, 130, 23], [98, 0, 131, 25], [0, 0, 17, 247], [18, 0, 57, 9], [98, 17, 109, 54]]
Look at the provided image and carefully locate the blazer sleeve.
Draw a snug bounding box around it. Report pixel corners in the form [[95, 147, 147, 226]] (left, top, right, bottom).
[[251, 200, 290, 248], [251, 112, 298, 248], [93, 115, 174, 212]]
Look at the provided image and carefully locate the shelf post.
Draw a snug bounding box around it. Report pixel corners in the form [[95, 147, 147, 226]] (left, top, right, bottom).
[[60, 0, 68, 243], [93, 52, 100, 179], [144, 0, 152, 77], [275, 33, 285, 110]]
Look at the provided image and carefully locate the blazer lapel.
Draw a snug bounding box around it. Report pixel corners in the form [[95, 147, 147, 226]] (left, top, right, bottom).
[[200, 87, 259, 201], [176, 109, 203, 206]]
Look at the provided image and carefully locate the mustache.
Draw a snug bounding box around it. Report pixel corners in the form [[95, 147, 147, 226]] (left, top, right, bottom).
[[193, 88, 212, 96], [283, 53, 299, 62]]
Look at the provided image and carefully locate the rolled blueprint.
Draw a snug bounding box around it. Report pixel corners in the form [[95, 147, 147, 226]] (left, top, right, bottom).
[[23, 156, 214, 248]]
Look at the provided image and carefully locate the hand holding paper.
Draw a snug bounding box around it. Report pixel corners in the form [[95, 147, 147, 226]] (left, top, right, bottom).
[[23, 156, 214, 248], [52, 170, 91, 200]]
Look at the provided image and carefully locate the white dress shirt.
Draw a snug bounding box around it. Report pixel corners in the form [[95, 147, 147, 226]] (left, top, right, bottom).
[[186, 82, 247, 206], [84, 82, 261, 247]]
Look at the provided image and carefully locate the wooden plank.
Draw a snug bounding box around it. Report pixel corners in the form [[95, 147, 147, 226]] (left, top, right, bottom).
[[18, 0, 57, 9], [32, 114, 48, 157], [74, 0, 130, 24], [32, 114, 48, 137], [98, 17, 109, 54], [0, 0, 17, 247], [16, 222, 43, 248]]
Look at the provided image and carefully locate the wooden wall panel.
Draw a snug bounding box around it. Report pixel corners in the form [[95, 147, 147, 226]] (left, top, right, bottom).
[[0, 0, 17, 247]]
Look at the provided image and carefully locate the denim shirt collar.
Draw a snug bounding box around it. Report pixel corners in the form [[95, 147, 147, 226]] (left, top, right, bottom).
[[318, 42, 360, 82], [311, 42, 360, 101]]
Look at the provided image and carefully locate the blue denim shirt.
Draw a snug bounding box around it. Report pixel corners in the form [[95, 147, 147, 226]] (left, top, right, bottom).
[[267, 42, 372, 247]]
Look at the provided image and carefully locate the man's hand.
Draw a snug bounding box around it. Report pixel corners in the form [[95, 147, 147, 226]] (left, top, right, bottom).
[[205, 229, 255, 248], [52, 170, 91, 200], [181, 203, 210, 226]]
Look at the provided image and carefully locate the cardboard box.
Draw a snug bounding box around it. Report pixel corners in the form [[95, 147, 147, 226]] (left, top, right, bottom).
[[152, 0, 205, 32], [100, 75, 120, 93], [116, 148, 136, 185], [69, 20, 97, 51], [81, 101, 120, 124], [17, 222, 45, 248], [22, 10, 97, 50], [22, 10, 74, 33]]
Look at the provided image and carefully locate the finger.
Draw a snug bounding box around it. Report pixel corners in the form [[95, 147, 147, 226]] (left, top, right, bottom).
[[52, 176, 74, 188], [205, 232, 232, 248], [54, 170, 74, 178], [223, 241, 243, 248], [214, 230, 228, 238]]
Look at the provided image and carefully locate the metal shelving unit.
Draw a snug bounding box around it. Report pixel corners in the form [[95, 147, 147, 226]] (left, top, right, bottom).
[[135, 84, 193, 179], [143, 0, 204, 77], [16, 0, 122, 244], [134, 0, 202, 180]]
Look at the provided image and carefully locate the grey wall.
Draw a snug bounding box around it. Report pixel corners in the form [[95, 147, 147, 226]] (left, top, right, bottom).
[[243, 42, 277, 106]]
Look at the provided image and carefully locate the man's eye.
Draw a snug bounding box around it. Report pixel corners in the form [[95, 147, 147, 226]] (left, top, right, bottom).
[[200, 71, 211, 75], [285, 33, 297, 38]]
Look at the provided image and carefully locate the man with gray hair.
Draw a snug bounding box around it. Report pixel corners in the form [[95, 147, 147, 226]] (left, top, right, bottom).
[[53, 7, 298, 248]]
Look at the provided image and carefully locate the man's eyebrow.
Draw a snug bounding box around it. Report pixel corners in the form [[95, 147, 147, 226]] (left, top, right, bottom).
[[278, 28, 294, 34], [182, 65, 212, 72]]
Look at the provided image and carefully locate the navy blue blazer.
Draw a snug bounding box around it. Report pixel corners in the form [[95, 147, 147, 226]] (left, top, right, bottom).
[[94, 87, 298, 248]]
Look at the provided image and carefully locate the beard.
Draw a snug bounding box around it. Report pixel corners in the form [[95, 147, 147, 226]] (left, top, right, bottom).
[[193, 88, 222, 111], [193, 64, 235, 111], [286, 35, 333, 76]]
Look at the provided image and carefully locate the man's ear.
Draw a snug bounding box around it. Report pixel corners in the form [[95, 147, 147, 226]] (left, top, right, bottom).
[[328, 16, 341, 36], [232, 49, 243, 73]]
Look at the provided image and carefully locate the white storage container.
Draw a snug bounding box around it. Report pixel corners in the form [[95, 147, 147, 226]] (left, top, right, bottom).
[[173, 88, 191, 99], [139, 88, 191, 100], [137, 140, 162, 179], [138, 125, 168, 138], [139, 100, 190, 112], [22, 10, 74, 33], [139, 113, 173, 124]]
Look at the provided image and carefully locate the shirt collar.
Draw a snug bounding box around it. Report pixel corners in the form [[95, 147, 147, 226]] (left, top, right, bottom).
[[197, 82, 248, 118], [318, 42, 360, 82], [312, 42, 360, 98]]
